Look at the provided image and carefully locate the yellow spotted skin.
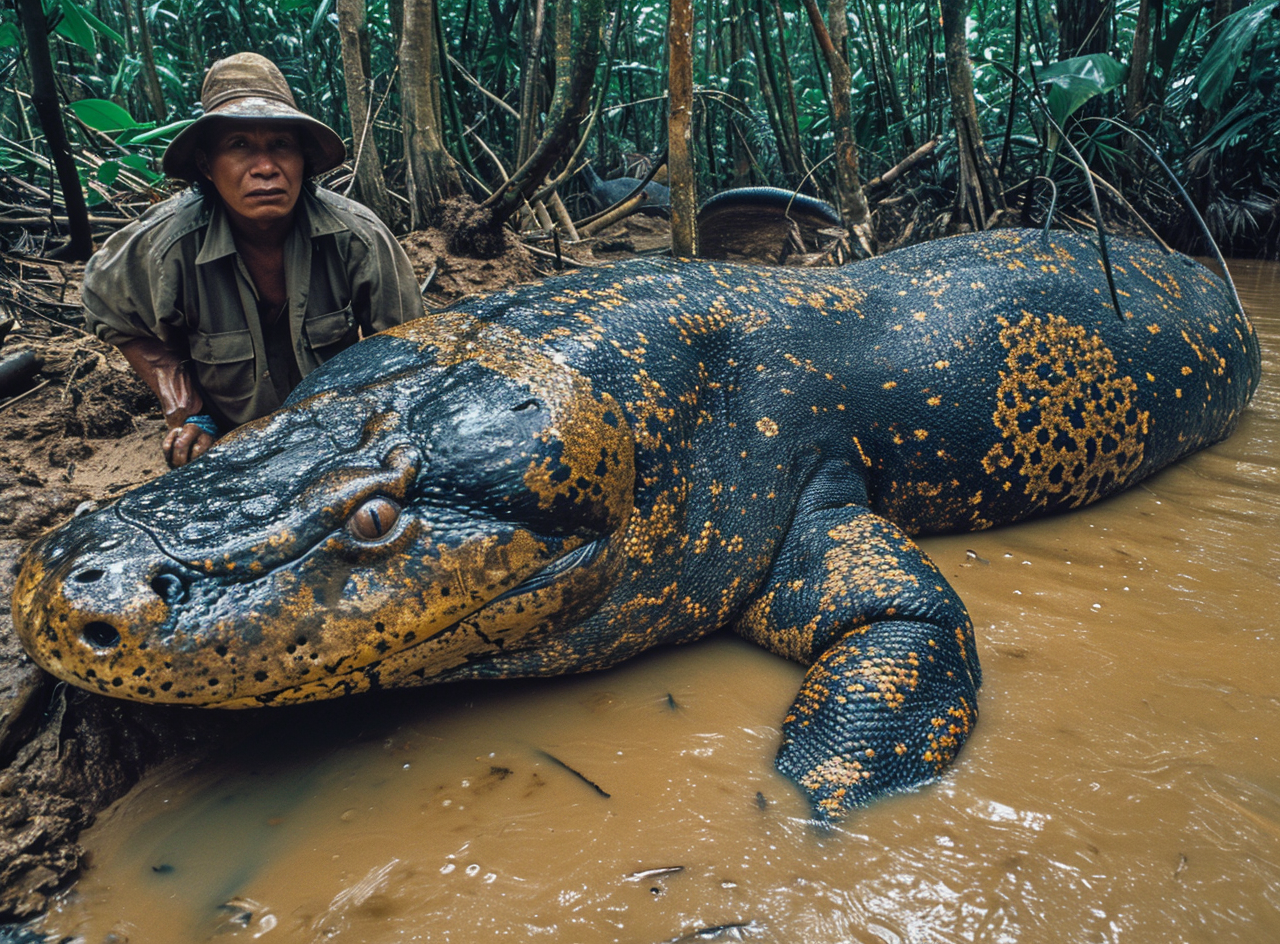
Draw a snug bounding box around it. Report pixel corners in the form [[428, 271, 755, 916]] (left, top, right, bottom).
[[11, 229, 1260, 820]]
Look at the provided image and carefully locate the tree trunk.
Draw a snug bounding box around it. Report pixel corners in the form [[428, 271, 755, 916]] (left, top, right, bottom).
[[668, 0, 697, 257], [1123, 0, 1152, 174], [400, 0, 465, 228], [728, 10, 751, 186], [865, 0, 914, 151], [742, 8, 789, 182], [998, 0, 1023, 179], [434, 0, 480, 182], [338, 0, 397, 228], [924, 0, 937, 140], [133, 0, 168, 123], [940, 0, 1004, 232], [1056, 0, 1112, 58], [750, 0, 804, 184], [515, 0, 547, 168], [770, 0, 808, 180], [482, 0, 607, 227], [701, 0, 718, 185], [802, 0, 872, 254], [17, 0, 93, 260]]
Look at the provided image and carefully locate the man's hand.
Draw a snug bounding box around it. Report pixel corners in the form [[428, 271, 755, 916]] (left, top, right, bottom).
[[164, 423, 215, 468], [117, 338, 215, 468]]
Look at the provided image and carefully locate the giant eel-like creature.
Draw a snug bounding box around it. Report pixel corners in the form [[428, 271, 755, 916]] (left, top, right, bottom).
[[11, 229, 1261, 819]]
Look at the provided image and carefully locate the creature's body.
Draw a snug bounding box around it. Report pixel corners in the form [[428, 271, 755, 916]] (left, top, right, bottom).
[[581, 163, 671, 211], [13, 230, 1260, 819], [698, 187, 842, 227], [698, 188, 843, 265]]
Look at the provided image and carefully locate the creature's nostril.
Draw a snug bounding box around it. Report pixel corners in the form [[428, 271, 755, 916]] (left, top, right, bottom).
[[149, 571, 188, 606], [72, 568, 105, 584], [83, 621, 121, 650]]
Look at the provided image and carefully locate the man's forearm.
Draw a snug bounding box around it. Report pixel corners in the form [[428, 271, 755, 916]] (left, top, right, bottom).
[[117, 337, 204, 428]]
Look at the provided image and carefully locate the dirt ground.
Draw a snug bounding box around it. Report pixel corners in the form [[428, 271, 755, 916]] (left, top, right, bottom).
[[0, 212, 696, 921]]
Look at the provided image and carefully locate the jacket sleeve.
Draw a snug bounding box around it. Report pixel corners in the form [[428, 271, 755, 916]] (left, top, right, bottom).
[[81, 213, 185, 350], [347, 216, 424, 335]]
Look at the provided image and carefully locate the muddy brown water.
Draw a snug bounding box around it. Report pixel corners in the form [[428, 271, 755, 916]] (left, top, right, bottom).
[[35, 260, 1280, 944]]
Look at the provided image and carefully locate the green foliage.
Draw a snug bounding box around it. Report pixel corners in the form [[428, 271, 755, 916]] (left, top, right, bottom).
[[69, 99, 151, 133], [0, 0, 1274, 255], [1179, 0, 1280, 250], [52, 0, 96, 52], [1035, 53, 1128, 126], [1196, 0, 1279, 111]]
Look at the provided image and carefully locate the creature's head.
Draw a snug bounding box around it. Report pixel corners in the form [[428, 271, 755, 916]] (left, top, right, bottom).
[[12, 329, 635, 706]]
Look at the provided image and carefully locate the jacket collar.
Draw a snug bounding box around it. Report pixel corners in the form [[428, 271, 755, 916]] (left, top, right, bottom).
[[194, 187, 348, 264]]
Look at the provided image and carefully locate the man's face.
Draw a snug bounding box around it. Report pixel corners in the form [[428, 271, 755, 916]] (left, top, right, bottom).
[[199, 122, 305, 228]]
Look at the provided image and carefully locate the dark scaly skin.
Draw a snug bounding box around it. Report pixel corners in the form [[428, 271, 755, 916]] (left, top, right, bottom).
[[11, 230, 1261, 820]]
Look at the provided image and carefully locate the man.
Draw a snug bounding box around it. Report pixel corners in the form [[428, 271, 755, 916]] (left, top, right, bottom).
[[82, 53, 422, 467]]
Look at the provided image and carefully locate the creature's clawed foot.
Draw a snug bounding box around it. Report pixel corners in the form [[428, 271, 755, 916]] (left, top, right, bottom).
[[775, 619, 979, 821]]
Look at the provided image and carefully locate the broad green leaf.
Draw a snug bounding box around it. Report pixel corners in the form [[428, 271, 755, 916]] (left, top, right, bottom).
[[1196, 0, 1280, 112], [1034, 53, 1128, 126], [118, 153, 164, 183], [54, 0, 96, 51], [69, 99, 150, 132], [111, 54, 143, 100], [120, 117, 194, 144], [96, 160, 121, 186], [0, 23, 20, 47], [1154, 1, 1203, 77], [77, 4, 125, 46]]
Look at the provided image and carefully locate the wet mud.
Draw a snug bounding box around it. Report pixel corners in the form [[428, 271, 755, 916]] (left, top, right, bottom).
[[13, 259, 1280, 943]]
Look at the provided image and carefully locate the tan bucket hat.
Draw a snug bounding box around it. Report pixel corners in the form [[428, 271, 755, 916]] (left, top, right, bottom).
[[162, 53, 346, 181]]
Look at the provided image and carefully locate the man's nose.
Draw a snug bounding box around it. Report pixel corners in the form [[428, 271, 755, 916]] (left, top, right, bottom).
[[249, 149, 281, 175]]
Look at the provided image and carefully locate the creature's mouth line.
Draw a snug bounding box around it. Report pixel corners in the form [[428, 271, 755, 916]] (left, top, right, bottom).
[[487, 537, 606, 604], [238, 537, 609, 705]]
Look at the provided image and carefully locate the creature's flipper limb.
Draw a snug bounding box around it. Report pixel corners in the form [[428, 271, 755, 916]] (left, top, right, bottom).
[[736, 505, 981, 820]]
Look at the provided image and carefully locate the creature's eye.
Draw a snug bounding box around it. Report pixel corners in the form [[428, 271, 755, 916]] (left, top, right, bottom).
[[348, 497, 401, 542], [512, 398, 541, 413]]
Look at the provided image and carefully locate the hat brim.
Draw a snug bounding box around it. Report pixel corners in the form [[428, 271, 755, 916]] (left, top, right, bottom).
[[162, 99, 346, 181]]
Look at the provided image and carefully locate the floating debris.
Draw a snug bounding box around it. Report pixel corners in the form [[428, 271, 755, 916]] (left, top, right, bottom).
[[534, 749, 610, 798], [624, 865, 685, 882], [665, 920, 761, 942], [216, 896, 259, 927], [216, 897, 277, 936], [1174, 853, 1189, 880]]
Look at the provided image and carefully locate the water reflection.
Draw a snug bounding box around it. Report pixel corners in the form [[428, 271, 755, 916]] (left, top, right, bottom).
[[41, 261, 1280, 944]]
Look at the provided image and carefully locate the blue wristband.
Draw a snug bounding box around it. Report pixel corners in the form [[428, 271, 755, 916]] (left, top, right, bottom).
[[184, 414, 220, 437]]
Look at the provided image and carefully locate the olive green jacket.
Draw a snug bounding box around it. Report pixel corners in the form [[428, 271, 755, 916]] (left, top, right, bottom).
[[82, 186, 422, 428]]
